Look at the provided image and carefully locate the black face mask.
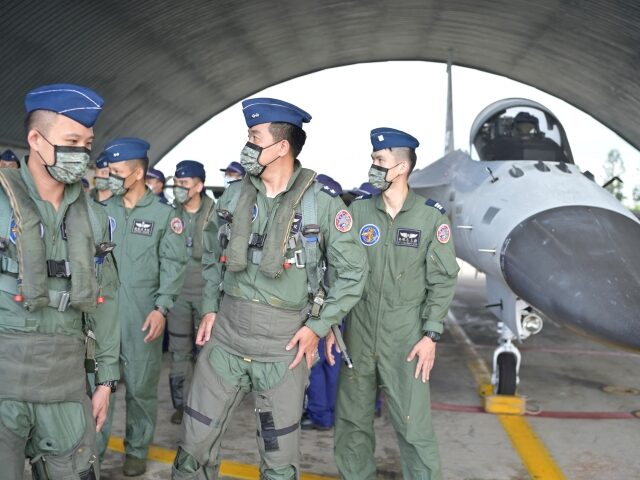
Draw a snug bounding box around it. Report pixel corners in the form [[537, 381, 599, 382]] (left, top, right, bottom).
[[239, 141, 281, 177]]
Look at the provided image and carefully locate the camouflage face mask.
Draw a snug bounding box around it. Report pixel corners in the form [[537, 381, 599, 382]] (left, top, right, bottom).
[[36, 131, 91, 185], [45, 146, 91, 184], [94, 176, 111, 191], [173, 185, 190, 204], [240, 141, 281, 177], [368, 163, 401, 192]]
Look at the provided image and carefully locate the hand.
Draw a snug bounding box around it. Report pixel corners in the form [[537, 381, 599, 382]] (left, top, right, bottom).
[[325, 329, 341, 366], [196, 312, 216, 346], [92, 386, 111, 432], [406, 336, 437, 382], [142, 309, 166, 343], [286, 326, 319, 370]]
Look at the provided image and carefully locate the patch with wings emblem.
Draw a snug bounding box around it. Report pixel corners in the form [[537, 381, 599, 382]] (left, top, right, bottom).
[[395, 228, 421, 248]]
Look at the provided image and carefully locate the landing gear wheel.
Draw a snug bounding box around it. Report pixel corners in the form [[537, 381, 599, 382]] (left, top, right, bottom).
[[496, 352, 517, 395]]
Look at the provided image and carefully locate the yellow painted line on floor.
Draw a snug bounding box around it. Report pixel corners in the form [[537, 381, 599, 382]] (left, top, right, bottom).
[[447, 312, 567, 480], [107, 436, 335, 480]]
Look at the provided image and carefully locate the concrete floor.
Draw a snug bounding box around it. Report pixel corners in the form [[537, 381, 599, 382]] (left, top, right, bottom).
[[25, 264, 640, 479]]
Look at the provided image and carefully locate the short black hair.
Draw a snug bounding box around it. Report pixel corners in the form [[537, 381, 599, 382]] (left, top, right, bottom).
[[24, 110, 57, 138], [390, 147, 417, 173], [268, 122, 307, 158]]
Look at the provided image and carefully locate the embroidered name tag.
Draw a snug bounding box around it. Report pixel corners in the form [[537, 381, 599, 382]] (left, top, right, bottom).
[[395, 228, 421, 248], [132, 219, 155, 236]]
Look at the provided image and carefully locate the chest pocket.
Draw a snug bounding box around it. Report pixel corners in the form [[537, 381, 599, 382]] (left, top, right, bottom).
[[127, 218, 161, 280]]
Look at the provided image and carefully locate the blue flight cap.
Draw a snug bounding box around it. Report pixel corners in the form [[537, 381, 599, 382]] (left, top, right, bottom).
[[0, 149, 19, 162], [351, 182, 380, 197], [146, 167, 165, 183], [242, 97, 312, 128], [175, 160, 206, 181], [25, 83, 104, 128], [316, 174, 343, 196], [81, 178, 90, 189], [95, 151, 108, 169], [219, 161, 246, 176], [370, 127, 420, 152], [104, 137, 150, 163]]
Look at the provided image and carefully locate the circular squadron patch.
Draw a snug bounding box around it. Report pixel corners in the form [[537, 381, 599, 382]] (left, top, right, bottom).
[[170, 217, 184, 235], [437, 224, 451, 244], [359, 224, 380, 246], [334, 209, 353, 233], [251, 203, 259, 223]]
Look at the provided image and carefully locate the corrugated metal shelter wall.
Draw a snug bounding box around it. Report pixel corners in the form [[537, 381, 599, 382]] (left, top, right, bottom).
[[1, 1, 639, 163]]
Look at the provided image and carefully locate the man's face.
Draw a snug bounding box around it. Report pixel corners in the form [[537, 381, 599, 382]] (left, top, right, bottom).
[[0, 160, 18, 169], [515, 122, 535, 137], [31, 113, 94, 164], [146, 177, 164, 194], [175, 177, 202, 196], [94, 166, 110, 178], [371, 149, 405, 181], [247, 123, 286, 165], [110, 160, 142, 190], [225, 171, 242, 181]]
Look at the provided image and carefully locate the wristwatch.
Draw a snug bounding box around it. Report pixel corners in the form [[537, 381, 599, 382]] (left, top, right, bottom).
[[96, 380, 118, 392], [424, 331, 441, 343], [154, 305, 169, 317]]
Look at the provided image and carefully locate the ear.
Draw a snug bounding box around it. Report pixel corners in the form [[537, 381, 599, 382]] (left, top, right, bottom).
[[195, 182, 204, 193], [279, 139, 291, 157], [27, 129, 42, 151]]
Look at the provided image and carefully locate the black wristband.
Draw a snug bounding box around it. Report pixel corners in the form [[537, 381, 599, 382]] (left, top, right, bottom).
[[424, 330, 441, 343], [96, 380, 118, 393], [154, 305, 168, 317]]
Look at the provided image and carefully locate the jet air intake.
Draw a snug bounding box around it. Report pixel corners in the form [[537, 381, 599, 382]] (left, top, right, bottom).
[[501, 206, 640, 349]]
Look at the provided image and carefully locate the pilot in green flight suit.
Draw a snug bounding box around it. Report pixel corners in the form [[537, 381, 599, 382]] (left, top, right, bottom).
[[167, 160, 215, 425], [101, 137, 187, 476], [0, 84, 120, 479], [172, 97, 368, 480], [329, 128, 459, 480]]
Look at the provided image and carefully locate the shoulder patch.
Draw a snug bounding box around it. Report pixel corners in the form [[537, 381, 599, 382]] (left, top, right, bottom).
[[426, 198, 446, 214], [334, 209, 352, 232], [436, 224, 451, 244], [170, 217, 184, 235]]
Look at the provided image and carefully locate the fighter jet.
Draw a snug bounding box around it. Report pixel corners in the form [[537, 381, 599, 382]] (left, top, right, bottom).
[[410, 80, 640, 394]]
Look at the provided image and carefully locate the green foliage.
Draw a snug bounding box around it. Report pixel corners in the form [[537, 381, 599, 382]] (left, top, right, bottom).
[[603, 149, 625, 201]]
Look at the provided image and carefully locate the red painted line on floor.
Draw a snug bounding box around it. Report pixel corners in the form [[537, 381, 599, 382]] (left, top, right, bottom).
[[431, 401, 639, 420]]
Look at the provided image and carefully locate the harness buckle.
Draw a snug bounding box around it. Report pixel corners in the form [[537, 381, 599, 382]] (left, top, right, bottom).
[[47, 260, 71, 278], [57, 291, 71, 312], [294, 250, 305, 268], [248, 233, 265, 248]]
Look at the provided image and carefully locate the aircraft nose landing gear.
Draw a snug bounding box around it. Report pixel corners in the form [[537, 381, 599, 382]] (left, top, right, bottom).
[[491, 322, 522, 395]]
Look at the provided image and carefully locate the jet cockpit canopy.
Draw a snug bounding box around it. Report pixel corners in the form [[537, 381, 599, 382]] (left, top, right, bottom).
[[470, 98, 573, 164]]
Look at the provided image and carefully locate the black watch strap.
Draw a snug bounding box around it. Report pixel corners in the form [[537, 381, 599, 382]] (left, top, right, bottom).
[[424, 330, 441, 343], [154, 305, 168, 317], [96, 380, 118, 392]]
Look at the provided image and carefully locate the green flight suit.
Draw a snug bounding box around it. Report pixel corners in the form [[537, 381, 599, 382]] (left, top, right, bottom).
[[334, 189, 459, 480], [0, 162, 120, 479], [101, 189, 187, 460], [168, 195, 215, 412], [174, 163, 368, 480]]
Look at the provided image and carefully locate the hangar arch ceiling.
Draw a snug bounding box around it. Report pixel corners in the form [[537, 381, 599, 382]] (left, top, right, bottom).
[[2, 1, 639, 164]]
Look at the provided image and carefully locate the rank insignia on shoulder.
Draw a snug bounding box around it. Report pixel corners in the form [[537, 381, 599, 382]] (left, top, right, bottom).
[[170, 217, 184, 235], [320, 184, 340, 197], [436, 224, 451, 244], [335, 209, 352, 232], [160, 196, 175, 208], [426, 198, 446, 214]]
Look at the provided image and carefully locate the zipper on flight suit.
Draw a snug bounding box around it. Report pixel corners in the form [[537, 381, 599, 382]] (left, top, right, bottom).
[[373, 213, 394, 360]]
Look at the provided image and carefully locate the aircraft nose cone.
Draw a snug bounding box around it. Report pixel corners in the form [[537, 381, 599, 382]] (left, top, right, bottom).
[[501, 206, 640, 349]]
